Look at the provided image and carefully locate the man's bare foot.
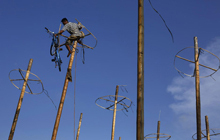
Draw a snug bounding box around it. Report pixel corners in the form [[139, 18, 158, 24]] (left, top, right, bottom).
[[77, 40, 83, 45], [67, 51, 72, 57]]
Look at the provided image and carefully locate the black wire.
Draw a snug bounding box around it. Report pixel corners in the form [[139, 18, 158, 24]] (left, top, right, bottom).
[[122, 109, 128, 117], [197, 48, 204, 60], [148, 0, 174, 43], [130, 105, 134, 113], [44, 90, 57, 110], [82, 47, 85, 64], [210, 75, 216, 81], [178, 71, 185, 78], [79, 38, 86, 64], [120, 86, 128, 93]]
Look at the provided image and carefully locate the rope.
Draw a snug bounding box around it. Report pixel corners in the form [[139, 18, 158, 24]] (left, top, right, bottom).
[[79, 38, 86, 64], [73, 50, 78, 140]]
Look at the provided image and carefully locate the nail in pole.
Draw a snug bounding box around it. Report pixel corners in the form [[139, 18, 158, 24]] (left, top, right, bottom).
[[8, 59, 33, 140]]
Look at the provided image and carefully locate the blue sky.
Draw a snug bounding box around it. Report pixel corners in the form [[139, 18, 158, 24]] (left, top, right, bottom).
[[1, 0, 220, 140]]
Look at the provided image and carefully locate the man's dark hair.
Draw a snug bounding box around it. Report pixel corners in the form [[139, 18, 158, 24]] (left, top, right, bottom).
[[61, 18, 68, 22]]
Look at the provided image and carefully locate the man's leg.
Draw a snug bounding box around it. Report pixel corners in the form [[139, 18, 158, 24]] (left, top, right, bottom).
[[65, 37, 75, 57], [65, 43, 72, 57], [77, 39, 83, 45]]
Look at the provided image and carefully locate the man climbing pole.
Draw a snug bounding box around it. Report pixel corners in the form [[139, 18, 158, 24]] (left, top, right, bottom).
[[55, 18, 84, 57]]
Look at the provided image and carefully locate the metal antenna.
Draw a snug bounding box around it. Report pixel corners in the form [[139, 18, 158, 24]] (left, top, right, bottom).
[[192, 116, 220, 140], [8, 59, 45, 139], [174, 37, 220, 140], [95, 85, 133, 140], [8, 59, 33, 140]]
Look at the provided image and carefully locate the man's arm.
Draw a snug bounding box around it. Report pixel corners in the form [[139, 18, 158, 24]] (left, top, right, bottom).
[[55, 30, 64, 37]]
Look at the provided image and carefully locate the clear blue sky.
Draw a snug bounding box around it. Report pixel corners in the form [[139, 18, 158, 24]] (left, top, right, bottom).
[[1, 0, 220, 140]]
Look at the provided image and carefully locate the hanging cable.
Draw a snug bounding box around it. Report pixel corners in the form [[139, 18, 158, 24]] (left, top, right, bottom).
[[73, 50, 78, 140], [44, 90, 57, 110], [82, 47, 85, 64], [148, 0, 174, 42]]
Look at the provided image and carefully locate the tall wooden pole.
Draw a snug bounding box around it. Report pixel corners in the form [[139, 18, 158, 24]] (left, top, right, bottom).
[[157, 121, 160, 140], [119, 137, 121, 140], [111, 85, 119, 140], [8, 59, 33, 140], [194, 37, 201, 140], [51, 41, 77, 140], [205, 116, 210, 140], [76, 113, 83, 140], [137, 0, 144, 140]]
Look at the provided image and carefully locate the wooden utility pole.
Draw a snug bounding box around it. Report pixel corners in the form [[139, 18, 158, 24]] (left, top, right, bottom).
[[194, 37, 201, 140], [51, 41, 77, 140], [205, 116, 210, 140], [119, 137, 121, 140], [111, 85, 119, 140], [8, 59, 33, 140], [137, 0, 144, 140], [175, 37, 218, 140], [157, 121, 160, 140], [76, 113, 83, 140]]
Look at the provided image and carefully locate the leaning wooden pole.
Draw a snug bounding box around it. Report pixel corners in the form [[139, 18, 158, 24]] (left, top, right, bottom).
[[8, 59, 33, 140], [111, 85, 119, 140], [194, 37, 201, 140], [205, 116, 210, 140], [76, 113, 83, 140], [51, 41, 77, 140], [157, 121, 160, 140], [137, 0, 144, 140]]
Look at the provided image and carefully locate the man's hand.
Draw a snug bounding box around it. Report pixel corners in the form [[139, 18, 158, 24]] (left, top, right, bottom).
[[55, 30, 64, 37]]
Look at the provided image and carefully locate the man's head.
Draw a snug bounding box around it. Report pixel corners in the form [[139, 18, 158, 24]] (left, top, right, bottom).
[[61, 18, 68, 25]]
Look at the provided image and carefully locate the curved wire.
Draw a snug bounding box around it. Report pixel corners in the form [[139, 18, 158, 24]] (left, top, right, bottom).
[[148, 0, 174, 43], [9, 69, 44, 95], [144, 133, 171, 140], [95, 95, 132, 111], [192, 128, 220, 139], [44, 90, 57, 110], [75, 18, 98, 48], [9, 68, 57, 109], [174, 46, 220, 78]]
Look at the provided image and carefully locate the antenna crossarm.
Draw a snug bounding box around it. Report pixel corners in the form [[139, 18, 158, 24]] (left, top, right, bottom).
[[176, 55, 217, 71], [19, 69, 33, 94], [99, 97, 129, 107], [105, 98, 129, 109], [210, 132, 220, 136], [10, 79, 41, 82]]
